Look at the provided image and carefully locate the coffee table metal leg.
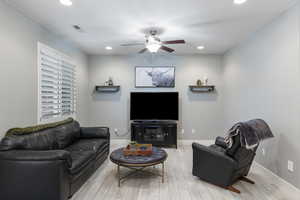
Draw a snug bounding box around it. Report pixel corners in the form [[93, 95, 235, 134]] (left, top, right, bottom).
[[116, 162, 166, 186], [162, 162, 164, 183], [118, 164, 120, 187]]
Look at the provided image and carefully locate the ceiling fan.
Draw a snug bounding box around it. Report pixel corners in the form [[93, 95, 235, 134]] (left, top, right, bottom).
[[121, 30, 185, 53]]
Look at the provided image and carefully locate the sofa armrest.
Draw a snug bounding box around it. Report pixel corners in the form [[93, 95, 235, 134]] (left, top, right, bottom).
[[80, 127, 110, 140], [192, 143, 237, 187], [0, 150, 70, 200], [215, 136, 228, 149], [0, 150, 72, 167]]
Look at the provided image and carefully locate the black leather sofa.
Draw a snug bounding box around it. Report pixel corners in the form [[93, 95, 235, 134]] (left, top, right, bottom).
[[0, 119, 110, 200], [192, 135, 257, 193]]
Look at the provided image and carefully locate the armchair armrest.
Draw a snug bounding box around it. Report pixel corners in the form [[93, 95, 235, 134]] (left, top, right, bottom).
[[192, 143, 236, 166], [215, 136, 228, 149], [0, 150, 72, 167], [80, 127, 110, 139], [192, 143, 238, 187]]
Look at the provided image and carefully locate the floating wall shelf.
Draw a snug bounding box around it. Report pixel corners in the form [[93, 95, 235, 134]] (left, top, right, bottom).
[[95, 86, 120, 93], [189, 85, 215, 93]]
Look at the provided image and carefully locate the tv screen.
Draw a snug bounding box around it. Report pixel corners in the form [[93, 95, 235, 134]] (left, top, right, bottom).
[[130, 92, 179, 120]]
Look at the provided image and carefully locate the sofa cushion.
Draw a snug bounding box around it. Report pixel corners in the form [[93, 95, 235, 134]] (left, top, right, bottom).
[[0, 129, 59, 151], [54, 121, 80, 149], [65, 139, 107, 153], [0, 121, 80, 151], [68, 150, 95, 174], [80, 127, 109, 139]]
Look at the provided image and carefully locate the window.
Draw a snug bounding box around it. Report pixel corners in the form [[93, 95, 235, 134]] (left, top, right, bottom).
[[38, 42, 76, 123]]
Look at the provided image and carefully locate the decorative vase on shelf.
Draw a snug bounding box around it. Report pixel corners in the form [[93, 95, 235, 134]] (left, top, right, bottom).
[[108, 77, 114, 86], [196, 79, 202, 86], [203, 77, 208, 86]]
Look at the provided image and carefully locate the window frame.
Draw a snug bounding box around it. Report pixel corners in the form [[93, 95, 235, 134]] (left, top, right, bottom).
[[37, 42, 76, 124]]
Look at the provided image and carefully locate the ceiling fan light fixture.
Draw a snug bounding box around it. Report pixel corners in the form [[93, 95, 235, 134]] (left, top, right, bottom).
[[146, 43, 161, 53], [60, 0, 73, 6], [146, 36, 161, 53], [197, 46, 205, 50], [105, 46, 113, 50], [234, 0, 247, 5]]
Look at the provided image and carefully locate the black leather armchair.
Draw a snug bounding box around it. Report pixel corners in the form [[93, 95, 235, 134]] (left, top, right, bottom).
[[0, 120, 110, 200], [192, 135, 257, 193]]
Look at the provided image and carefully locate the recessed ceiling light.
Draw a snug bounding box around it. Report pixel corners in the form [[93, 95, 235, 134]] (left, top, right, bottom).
[[197, 46, 205, 50], [234, 0, 247, 5], [105, 46, 113, 50], [60, 0, 72, 6]]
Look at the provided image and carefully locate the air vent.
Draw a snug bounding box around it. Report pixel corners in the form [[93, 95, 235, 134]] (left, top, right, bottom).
[[73, 25, 81, 30], [72, 25, 85, 33]]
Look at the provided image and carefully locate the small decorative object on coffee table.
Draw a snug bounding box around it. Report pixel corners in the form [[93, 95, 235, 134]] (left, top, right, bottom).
[[110, 146, 167, 187], [123, 142, 153, 156]]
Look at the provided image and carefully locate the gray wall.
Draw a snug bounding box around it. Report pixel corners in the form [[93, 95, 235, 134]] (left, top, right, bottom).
[[1, 0, 300, 190], [88, 54, 226, 139], [222, 4, 300, 188], [0, 1, 89, 138]]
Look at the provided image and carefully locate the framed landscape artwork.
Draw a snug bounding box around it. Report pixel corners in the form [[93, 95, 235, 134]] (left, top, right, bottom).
[[135, 66, 175, 88]]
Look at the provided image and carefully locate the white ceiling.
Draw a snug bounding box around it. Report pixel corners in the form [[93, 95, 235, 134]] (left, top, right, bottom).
[[4, 0, 298, 55]]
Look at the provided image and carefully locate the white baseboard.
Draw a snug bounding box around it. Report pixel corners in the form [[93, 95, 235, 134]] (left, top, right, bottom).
[[111, 139, 214, 146], [111, 139, 130, 145], [254, 162, 300, 192]]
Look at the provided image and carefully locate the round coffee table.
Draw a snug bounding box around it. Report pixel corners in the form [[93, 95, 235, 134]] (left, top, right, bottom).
[[110, 147, 167, 187]]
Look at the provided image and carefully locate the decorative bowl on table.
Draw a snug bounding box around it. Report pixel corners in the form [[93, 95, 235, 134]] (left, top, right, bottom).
[[123, 143, 153, 156]]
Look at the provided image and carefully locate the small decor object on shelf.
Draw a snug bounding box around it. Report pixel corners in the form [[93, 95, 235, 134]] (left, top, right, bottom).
[[203, 77, 208, 86], [108, 77, 114, 86], [104, 77, 114, 86], [197, 79, 202, 86], [123, 142, 153, 156]]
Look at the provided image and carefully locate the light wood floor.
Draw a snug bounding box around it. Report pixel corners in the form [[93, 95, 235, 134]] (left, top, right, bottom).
[[71, 144, 300, 200]]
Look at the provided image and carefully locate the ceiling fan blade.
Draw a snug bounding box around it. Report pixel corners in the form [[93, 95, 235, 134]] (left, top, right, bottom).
[[138, 48, 148, 54], [163, 40, 185, 44], [121, 43, 144, 47], [160, 46, 175, 53]]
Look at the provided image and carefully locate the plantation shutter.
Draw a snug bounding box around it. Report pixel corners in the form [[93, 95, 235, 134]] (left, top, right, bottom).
[[38, 43, 76, 122]]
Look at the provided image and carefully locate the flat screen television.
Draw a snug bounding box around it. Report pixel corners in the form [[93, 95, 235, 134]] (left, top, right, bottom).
[[130, 92, 179, 121]]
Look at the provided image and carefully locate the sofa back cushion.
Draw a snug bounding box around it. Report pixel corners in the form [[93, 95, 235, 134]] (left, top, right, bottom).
[[50, 121, 80, 149], [0, 120, 80, 151]]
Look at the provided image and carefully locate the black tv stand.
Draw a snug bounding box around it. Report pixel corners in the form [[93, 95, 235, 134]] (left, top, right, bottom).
[[131, 121, 177, 148]]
